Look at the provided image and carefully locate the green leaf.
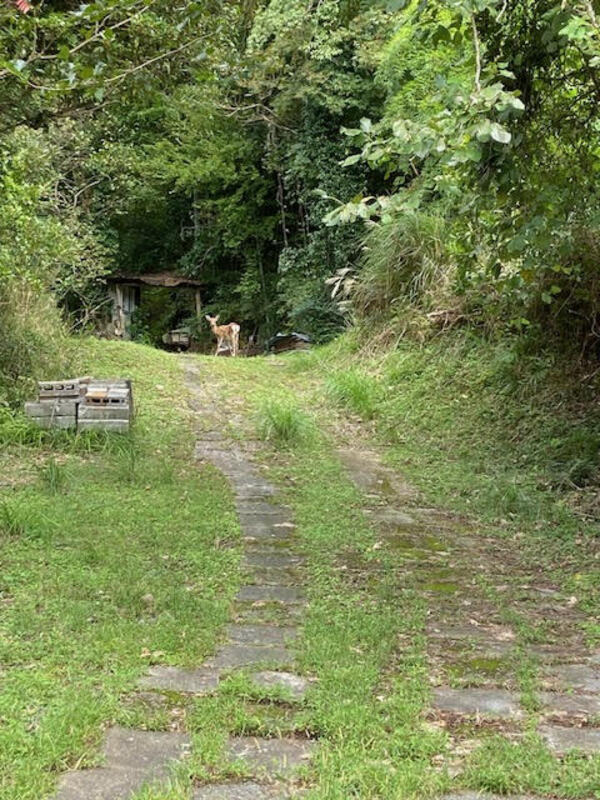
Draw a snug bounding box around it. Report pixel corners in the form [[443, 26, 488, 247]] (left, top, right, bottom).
[[57, 46, 71, 62], [341, 154, 362, 167], [506, 96, 525, 111], [78, 65, 95, 80], [490, 123, 511, 144], [360, 118, 372, 134], [475, 119, 492, 141]]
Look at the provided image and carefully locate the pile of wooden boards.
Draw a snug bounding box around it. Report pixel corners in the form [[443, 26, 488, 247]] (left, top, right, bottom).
[[25, 377, 133, 433]]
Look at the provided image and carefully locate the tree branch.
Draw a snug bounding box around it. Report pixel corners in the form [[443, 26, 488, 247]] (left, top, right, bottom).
[[472, 13, 482, 94], [104, 34, 207, 85]]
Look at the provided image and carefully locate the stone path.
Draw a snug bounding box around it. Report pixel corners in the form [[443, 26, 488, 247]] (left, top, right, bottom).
[[336, 445, 600, 782], [52, 372, 315, 799]]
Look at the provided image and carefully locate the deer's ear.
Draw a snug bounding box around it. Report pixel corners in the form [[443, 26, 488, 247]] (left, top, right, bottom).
[[215, 314, 220, 322], [205, 315, 211, 321]]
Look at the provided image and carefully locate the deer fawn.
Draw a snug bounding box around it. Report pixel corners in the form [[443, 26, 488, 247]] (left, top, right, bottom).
[[205, 314, 241, 357]]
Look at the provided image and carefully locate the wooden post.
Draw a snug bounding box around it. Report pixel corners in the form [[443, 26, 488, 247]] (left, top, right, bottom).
[[115, 283, 126, 338], [195, 288, 202, 318]]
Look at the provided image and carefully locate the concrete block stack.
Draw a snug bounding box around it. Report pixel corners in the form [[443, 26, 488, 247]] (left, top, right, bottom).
[[24, 377, 133, 433], [78, 380, 132, 433]]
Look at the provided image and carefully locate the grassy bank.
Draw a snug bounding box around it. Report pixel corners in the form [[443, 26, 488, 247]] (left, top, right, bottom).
[[0, 340, 240, 800], [313, 331, 600, 612]]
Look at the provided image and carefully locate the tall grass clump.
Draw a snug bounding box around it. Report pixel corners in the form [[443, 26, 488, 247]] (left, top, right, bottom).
[[327, 368, 379, 420], [355, 213, 453, 323], [0, 284, 73, 407], [255, 394, 315, 447], [38, 457, 68, 494]]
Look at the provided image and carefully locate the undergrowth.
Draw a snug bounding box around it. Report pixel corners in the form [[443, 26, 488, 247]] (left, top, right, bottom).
[[318, 329, 600, 531]]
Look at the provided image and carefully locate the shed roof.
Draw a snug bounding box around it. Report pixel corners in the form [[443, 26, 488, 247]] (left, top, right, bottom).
[[106, 271, 202, 288]]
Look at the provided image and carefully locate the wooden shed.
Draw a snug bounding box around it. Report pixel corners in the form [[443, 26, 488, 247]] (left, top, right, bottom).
[[106, 272, 203, 339]]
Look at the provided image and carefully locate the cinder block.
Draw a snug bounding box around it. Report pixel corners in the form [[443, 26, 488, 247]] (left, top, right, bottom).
[[25, 401, 78, 418], [29, 416, 76, 430], [38, 380, 81, 399], [77, 419, 130, 433], [78, 406, 131, 421], [85, 383, 131, 405]]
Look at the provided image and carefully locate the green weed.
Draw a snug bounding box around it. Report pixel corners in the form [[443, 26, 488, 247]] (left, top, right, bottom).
[[255, 394, 315, 446], [0, 499, 28, 539], [327, 368, 379, 420], [38, 457, 67, 494]]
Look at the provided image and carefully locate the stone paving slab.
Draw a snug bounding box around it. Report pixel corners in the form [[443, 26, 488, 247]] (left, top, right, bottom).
[[138, 665, 220, 694], [432, 688, 522, 718], [243, 527, 297, 543], [237, 585, 305, 604], [243, 567, 302, 586], [243, 553, 305, 568], [237, 501, 293, 517], [207, 643, 292, 669], [336, 447, 416, 500], [102, 727, 188, 770], [237, 605, 305, 624], [428, 624, 514, 642], [193, 783, 286, 800], [540, 691, 600, 716], [546, 663, 600, 693], [196, 447, 246, 468], [250, 671, 312, 701], [55, 767, 153, 800], [226, 624, 298, 645], [371, 507, 416, 527], [234, 484, 277, 499], [227, 737, 316, 778], [222, 466, 264, 481], [54, 728, 189, 800], [539, 724, 600, 755]]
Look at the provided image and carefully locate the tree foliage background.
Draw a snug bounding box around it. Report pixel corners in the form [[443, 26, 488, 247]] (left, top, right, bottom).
[[1, 0, 600, 400]]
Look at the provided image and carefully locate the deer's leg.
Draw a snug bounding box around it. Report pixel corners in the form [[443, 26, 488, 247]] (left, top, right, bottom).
[[215, 336, 222, 356]]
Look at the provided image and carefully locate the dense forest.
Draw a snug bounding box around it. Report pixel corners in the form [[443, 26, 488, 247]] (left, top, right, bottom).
[[2, 0, 600, 402]]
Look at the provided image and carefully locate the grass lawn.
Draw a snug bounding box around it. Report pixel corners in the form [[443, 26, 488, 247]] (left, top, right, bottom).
[[190, 350, 600, 799], [0, 340, 240, 800], [1, 336, 599, 799]]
